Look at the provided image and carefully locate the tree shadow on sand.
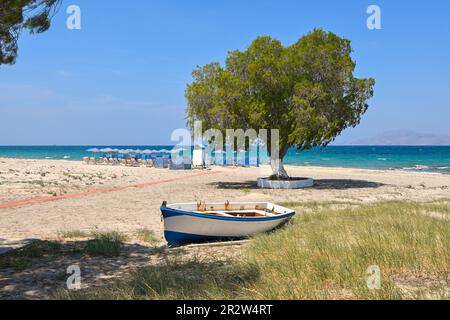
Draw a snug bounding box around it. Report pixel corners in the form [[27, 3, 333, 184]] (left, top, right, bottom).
[[0, 238, 35, 255], [210, 179, 385, 190], [209, 180, 259, 189], [312, 179, 385, 190]]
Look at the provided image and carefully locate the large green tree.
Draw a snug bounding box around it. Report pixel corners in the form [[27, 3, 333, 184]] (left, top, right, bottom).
[[0, 0, 61, 65], [186, 29, 375, 179]]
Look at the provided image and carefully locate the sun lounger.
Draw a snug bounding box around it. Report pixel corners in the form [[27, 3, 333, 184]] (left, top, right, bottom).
[[145, 159, 154, 167], [153, 157, 165, 168]]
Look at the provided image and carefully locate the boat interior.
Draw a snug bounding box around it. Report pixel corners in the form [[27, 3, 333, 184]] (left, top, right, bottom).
[[193, 201, 280, 218]]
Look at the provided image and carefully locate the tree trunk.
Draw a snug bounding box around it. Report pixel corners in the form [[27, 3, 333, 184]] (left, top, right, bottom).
[[269, 157, 290, 180]]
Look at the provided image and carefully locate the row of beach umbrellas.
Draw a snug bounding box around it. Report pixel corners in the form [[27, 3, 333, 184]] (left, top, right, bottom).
[[86, 148, 184, 154]]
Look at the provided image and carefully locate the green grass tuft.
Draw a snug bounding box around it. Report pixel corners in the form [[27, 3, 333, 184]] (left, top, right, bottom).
[[84, 231, 127, 257], [59, 230, 90, 239]]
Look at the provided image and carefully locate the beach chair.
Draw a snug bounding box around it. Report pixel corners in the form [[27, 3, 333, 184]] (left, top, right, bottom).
[[128, 158, 139, 167], [169, 159, 185, 170], [163, 158, 170, 168], [145, 159, 154, 167], [153, 157, 165, 168]]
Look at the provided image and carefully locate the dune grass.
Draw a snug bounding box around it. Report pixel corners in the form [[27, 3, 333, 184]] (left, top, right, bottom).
[[59, 229, 90, 239], [135, 228, 158, 243], [56, 200, 449, 300], [242, 201, 449, 299], [84, 231, 128, 257]]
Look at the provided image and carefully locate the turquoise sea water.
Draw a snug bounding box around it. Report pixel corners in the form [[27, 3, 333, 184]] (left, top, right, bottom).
[[0, 146, 449, 174]]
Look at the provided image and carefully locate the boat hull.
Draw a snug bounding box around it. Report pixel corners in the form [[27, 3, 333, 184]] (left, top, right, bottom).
[[160, 204, 294, 246]]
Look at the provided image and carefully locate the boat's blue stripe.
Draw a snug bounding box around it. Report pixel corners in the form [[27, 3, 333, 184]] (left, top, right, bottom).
[[164, 230, 243, 246], [160, 207, 295, 221]]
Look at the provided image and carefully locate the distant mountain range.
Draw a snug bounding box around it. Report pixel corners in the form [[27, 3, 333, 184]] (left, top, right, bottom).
[[345, 130, 450, 146]]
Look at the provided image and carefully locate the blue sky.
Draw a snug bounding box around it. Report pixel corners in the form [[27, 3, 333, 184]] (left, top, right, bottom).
[[0, 0, 449, 145]]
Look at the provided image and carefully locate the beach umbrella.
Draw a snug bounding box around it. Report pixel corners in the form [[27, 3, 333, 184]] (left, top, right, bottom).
[[100, 147, 114, 153], [170, 148, 185, 153], [117, 149, 127, 158], [110, 149, 119, 158], [86, 147, 101, 158], [157, 149, 171, 153], [141, 150, 154, 159]]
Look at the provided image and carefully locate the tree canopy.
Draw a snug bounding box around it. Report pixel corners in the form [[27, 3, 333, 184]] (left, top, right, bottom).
[[185, 29, 375, 178], [0, 0, 61, 66]]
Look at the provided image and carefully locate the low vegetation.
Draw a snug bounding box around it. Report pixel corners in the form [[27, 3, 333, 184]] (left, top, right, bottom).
[[135, 228, 158, 244], [84, 231, 128, 257], [57, 200, 449, 300], [58, 230, 90, 239]]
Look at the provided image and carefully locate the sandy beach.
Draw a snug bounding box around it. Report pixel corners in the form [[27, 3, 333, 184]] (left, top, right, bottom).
[[1, 157, 449, 299], [0, 157, 449, 242]]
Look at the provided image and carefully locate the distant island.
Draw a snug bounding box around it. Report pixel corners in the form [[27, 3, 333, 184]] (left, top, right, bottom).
[[345, 129, 450, 146]]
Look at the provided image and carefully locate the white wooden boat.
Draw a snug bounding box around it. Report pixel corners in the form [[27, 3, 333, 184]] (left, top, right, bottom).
[[160, 201, 295, 246]]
